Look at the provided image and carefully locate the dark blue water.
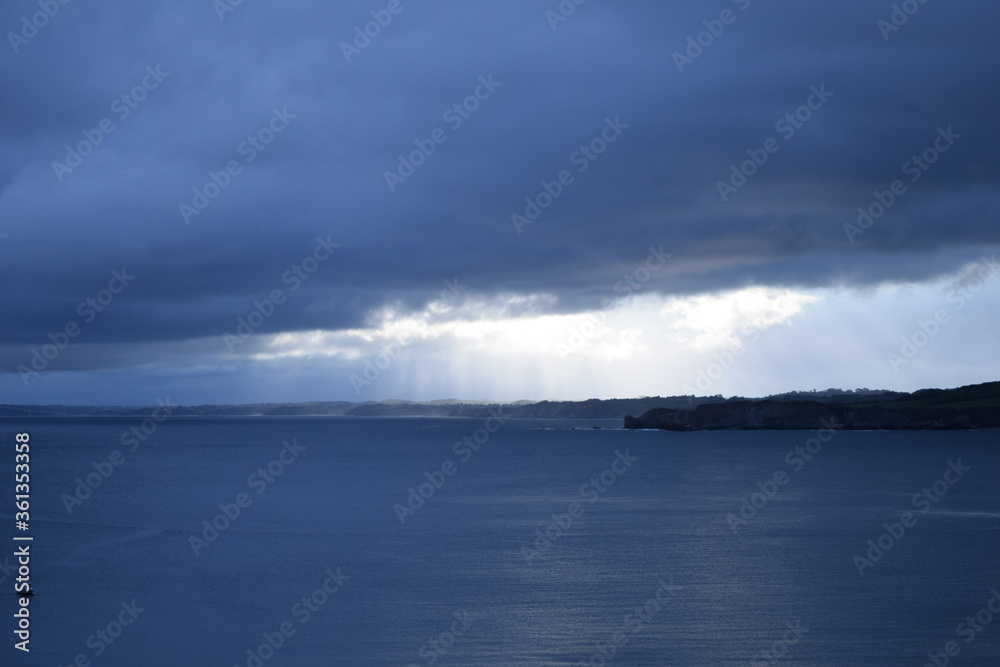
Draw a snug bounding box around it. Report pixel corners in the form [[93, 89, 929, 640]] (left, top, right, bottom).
[[1, 417, 998, 665]]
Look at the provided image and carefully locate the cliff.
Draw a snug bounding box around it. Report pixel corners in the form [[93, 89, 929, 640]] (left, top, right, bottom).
[[624, 382, 1000, 431]]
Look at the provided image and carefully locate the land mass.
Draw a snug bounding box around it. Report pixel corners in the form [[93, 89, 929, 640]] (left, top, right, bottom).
[[624, 381, 1000, 430], [3, 382, 999, 429], [0, 396, 711, 419]]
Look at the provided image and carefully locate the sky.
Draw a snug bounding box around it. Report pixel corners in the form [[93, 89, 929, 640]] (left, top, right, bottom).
[[1, 0, 998, 406]]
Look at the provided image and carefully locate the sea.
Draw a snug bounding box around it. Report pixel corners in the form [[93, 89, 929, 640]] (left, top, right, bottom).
[[1, 416, 998, 666]]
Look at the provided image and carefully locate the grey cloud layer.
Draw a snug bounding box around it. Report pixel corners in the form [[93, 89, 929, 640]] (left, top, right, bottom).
[[1, 0, 998, 355]]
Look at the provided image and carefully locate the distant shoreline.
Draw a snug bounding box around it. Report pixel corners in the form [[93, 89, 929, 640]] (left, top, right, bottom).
[[2, 381, 997, 430]]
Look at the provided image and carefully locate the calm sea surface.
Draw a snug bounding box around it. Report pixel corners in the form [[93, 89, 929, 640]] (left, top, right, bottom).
[[1, 417, 998, 666]]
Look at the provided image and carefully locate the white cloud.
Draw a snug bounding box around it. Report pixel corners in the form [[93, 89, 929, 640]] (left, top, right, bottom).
[[4, 267, 997, 405]]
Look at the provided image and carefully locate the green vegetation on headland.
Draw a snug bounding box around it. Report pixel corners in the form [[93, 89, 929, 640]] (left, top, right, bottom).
[[624, 382, 1000, 430]]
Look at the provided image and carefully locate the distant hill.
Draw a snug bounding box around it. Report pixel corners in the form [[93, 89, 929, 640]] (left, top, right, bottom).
[[0, 401, 357, 418], [625, 381, 1000, 431], [341, 396, 726, 419], [2, 383, 997, 427], [0, 396, 722, 419]]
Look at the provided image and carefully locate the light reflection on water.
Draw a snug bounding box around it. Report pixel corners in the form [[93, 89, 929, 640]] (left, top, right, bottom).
[[7, 418, 999, 665]]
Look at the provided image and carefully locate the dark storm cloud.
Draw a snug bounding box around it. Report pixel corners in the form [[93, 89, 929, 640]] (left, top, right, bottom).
[[1, 0, 998, 360]]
